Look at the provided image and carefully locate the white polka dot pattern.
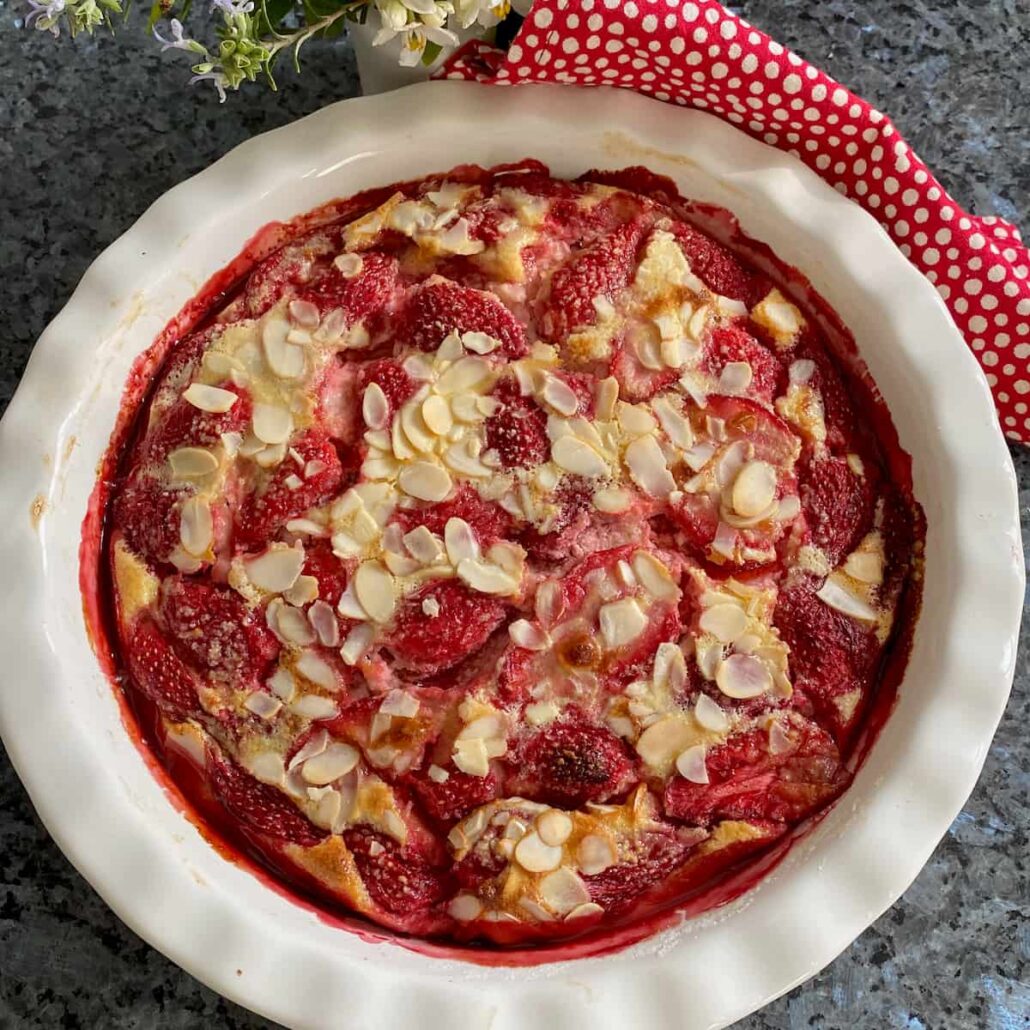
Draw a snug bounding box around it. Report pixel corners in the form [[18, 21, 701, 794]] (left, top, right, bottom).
[[438, 0, 1030, 443]]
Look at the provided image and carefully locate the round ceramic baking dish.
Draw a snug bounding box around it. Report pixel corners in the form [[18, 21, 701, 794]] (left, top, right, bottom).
[[0, 83, 1022, 1029]]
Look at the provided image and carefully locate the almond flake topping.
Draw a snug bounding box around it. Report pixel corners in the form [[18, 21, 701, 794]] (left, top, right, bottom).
[[353, 561, 397, 623], [179, 496, 213, 557], [599, 598, 648, 649], [168, 446, 219, 479], [183, 383, 238, 413], [398, 461, 452, 502], [716, 653, 773, 699], [252, 403, 293, 445], [246, 544, 304, 593], [362, 382, 390, 430], [514, 831, 562, 873]]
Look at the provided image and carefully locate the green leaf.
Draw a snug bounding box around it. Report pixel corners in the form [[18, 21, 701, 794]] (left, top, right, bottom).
[[421, 39, 442, 66]]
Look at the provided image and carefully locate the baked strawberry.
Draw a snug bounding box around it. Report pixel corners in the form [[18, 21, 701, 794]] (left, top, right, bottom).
[[798, 454, 874, 566], [702, 324, 782, 403], [583, 826, 695, 912], [397, 279, 527, 358], [145, 385, 252, 462], [126, 617, 203, 718], [241, 227, 344, 317], [344, 827, 448, 914], [408, 764, 500, 824], [609, 336, 680, 402], [208, 746, 325, 846], [539, 216, 649, 347], [668, 220, 757, 303], [298, 251, 398, 321], [483, 380, 549, 469], [773, 580, 881, 743], [235, 430, 344, 548], [506, 716, 637, 807], [160, 576, 279, 685], [113, 474, 184, 565], [705, 394, 799, 466], [302, 541, 349, 607], [517, 476, 593, 561], [383, 579, 508, 675], [791, 342, 857, 451], [355, 359, 417, 417], [663, 720, 848, 825], [392, 483, 510, 543]]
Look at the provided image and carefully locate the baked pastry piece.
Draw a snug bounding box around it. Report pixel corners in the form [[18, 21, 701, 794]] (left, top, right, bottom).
[[106, 160, 921, 944]]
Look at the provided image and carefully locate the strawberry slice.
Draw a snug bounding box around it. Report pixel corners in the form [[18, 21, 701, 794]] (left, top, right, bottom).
[[705, 394, 799, 465], [382, 579, 508, 675], [773, 580, 881, 743], [208, 746, 324, 846], [241, 226, 344, 317], [505, 715, 638, 807], [484, 379, 550, 470], [668, 220, 758, 303], [609, 335, 679, 402], [302, 540, 349, 607], [407, 764, 500, 824], [343, 827, 448, 914], [392, 482, 511, 544], [298, 251, 398, 321], [798, 454, 874, 566], [663, 719, 848, 825], [398, 279, 528, 358], [160, 576, 279, 686], [517, 476, 593, 561], [355, 359, 417, 419], [113, 474, 185, 565], [790, 342, 858, 451], [702, 324, 783, 403], [126, 617, 203, 718], [145, 385, 252, 462], [583, 826, 696, 913], [236, 430, 344, 548], [539, 216, 649, 347]]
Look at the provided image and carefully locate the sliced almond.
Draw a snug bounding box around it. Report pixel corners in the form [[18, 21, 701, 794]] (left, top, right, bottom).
[[652, 641, 687, 691], [380, 690, 420, 719], [246, 545, 304, 593], [541, 375, 580, 416], [353, 561, 396, 624], [625, 434, 675, 497], [617, 402, 658, 437], [422, 394, 453, 435], [252, 403, 293, 445], [333, 253, 363, 277], [716, 653, 772, 699], [675, 744, 709, 784], [593, 487, 634, 513], [308, 600, 340, 647], [731, 460, 777, 518], [536, 810, 573, 847], [362, 382, 390, 430], [539, 867, 590, 914], [288, 298, 320, 327], [263, 315, 306, 379], [576, 834, 616, 876], [457, 558, 518, 596], [599, 598, 647, 649], [461, 330, 500, 354], [694, 693, 730, 733], [183, 383, 238, 413], [179, 496, 213, 557], [403, 525, 444, 564], [816, 576, 879, 623], [444, 517, 479, 565], [508, 619, 550, 651], [294, 651, 338, 691], [699, 603, 748, 643], [168, 446, 219, 479], [552, 436, 607, 477], [268, 667, 297, 702], [718, 361, 753, 395], [284, 574, 320, 607], [339, 623, 373, 666], [289, 695, 340, 720], [453, 737, 491, 777], [651, 395, 694, 450], [435, 356, 491, 395], [594, 376, 619, 421], [244, 691, 282, 721], [398, 461, 452, 502], [514, 831, 562, 873], [447, 894, 483, 921], [636, 715, 696, 771], [275, 604, 317, 646], [632, 551, 679, 601], [401, 401, 436, 453], [302, 742, 360, 785]]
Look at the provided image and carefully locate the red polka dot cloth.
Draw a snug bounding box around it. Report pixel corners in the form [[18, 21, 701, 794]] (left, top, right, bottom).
[[437, 0, 1030, 443]]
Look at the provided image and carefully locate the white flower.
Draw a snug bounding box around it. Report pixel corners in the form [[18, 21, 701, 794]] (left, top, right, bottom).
[[453, 0, 509, 29], [372, 0, 459, 64]]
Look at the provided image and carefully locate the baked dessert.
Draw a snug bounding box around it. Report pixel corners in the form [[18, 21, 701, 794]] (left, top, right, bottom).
[[103, 160, 922, 946]]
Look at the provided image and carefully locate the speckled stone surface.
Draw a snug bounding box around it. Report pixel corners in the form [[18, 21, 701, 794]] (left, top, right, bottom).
[[0, 0, 1026, 1026]]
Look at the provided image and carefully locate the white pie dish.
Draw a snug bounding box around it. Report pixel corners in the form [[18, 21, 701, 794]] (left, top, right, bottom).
[[0, 81, 1022, 1029]]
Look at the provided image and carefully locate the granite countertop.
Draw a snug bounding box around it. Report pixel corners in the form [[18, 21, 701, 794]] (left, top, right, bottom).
[[0, 0, 1027, 1026]]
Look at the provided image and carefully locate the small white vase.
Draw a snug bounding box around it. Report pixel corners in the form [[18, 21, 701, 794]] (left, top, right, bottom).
[[351, 1, 534, 94]]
